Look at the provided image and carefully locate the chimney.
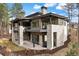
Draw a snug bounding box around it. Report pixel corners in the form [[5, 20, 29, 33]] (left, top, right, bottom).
[[41, 6, 47, 14]]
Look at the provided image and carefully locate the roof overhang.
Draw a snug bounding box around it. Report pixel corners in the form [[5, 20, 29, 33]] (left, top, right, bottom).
[[11, 18, 31, 23]]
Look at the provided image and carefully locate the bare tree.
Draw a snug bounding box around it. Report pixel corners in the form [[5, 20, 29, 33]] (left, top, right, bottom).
[[76, 3, 79, 44]]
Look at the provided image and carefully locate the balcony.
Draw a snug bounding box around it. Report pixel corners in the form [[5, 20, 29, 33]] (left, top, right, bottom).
[[24, 27, 47, 32]]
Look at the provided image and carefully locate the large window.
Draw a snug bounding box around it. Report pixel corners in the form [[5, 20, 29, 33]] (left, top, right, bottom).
[[42, 22, 49, 29], [42, 18, 50, 29], [59, 18, 65, 25], [32, 34, 39, 45], [32, 20, 39, 28], [52, 17, 58, 24]]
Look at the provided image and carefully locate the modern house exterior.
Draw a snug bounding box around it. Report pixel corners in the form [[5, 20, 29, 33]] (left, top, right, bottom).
[[11, 6, 68, 50]]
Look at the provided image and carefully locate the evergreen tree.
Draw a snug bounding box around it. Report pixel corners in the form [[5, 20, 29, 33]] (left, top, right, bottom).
[[11, 3, 25, 18]]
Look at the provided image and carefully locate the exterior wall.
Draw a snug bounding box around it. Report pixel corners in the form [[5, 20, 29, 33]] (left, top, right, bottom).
[[12, 17, 68, 49], [58, 18, 68, 42], [47, 24, 67, 49], [19, 25, 24, 46], [12, 23, 20, 45], [12, 22, 24, 46], [47, 25, 53, 49], [63, 21, 68, 42]]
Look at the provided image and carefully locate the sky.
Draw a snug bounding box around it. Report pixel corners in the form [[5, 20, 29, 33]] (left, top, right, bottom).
[[8, 3, 78, 22], [22, 3, 67, 16]]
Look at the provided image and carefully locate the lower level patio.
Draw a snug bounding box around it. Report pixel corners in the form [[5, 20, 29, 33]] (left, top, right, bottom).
[[22, 40, 47, 50], [14, 40, 47, 50]]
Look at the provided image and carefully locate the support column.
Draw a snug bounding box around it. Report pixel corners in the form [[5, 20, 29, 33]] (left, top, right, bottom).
[[47, 25, 54, 49], [39, 35, 43, 46], [30, 33, 32, 42], [19, 22, 24, 46], [12, 23, 15, 42], [39, 19, 42, 29]]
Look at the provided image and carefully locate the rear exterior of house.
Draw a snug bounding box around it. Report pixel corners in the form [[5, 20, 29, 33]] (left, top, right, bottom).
[[11, 6, 68, 49]]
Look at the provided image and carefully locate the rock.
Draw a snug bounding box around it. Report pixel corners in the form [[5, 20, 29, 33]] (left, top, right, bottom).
[[5, 47, 12, 53]]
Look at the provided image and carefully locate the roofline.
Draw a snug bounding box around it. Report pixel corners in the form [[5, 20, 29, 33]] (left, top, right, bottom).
[[26, 12, 42, 17], [11, 12, 68, 23], [26, 12, 67, 19], [11, 18, 31, 23], [26, 12, 68, 21]]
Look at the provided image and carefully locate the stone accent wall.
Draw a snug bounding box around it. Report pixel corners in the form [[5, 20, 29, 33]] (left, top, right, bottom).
[[47, 25, 67, 49]]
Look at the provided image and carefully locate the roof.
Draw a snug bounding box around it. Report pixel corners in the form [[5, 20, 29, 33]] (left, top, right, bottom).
[[11, 18, 31, 23], [45, 13, 67, 19], [11, 12, 68, 23], [26, 12, 42, 18], [26, 12, 68, 21], [26, 12, 67, 18]]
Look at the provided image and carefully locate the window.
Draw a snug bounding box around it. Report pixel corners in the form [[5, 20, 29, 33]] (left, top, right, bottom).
[[42, 22, 47, 29], [52, 17, 58, 25], [32, 34, 39, 45], [53, 32, 57, 47], [59, 19, 66, 25], [42, 18, 50, 29], [59, 19, 63, 25], [32, 20, 39, 28]]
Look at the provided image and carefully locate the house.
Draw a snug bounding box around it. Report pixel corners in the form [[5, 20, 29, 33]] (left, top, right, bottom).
[[11, 6, 68, 50]]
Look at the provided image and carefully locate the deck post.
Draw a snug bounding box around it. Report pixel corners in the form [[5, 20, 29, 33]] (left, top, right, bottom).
[[19, 22, 24, 46], [30, 33, 32, 42], [12, 23, 15, 42], [39, 35, 43, 46]]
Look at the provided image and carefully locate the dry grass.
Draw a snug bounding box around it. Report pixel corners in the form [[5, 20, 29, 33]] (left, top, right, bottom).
[[0, 28, 79, 56], [0, 39, 25, 52]]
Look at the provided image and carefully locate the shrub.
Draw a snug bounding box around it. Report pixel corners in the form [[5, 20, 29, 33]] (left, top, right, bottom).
[[66, 43, 78, 56]]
